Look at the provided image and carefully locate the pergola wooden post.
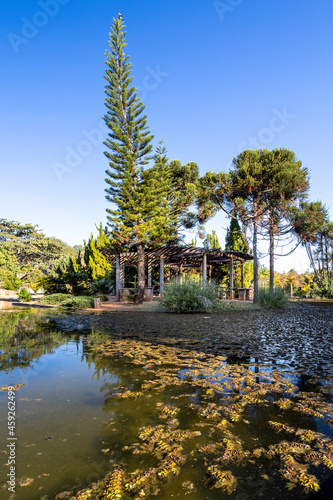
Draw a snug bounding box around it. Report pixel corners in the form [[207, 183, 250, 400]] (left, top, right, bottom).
[[230, 257, 234, 299], [120, 256, 124, 289], [116, 255, 120, 301], [159, 256, 165, 296], [241, 261, 244, 288], [147, 257, 152, 287], [202, 252, 207, 283], [102, 246, 254, 302], [179, 262, 183, 284]]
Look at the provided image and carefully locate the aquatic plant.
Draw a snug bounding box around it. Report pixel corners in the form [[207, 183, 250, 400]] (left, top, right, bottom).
[[105, 469, 124, 499], [206, 465, 237, 493], [79, 335, 333, 498], [15, 305, 332, 500]]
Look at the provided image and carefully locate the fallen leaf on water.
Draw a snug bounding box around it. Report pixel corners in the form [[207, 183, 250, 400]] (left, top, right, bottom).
[[19, 477, 34, 487]]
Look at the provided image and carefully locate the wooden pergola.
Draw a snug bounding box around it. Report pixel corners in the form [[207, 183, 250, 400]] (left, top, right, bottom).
[[102, 245, 253, 301]]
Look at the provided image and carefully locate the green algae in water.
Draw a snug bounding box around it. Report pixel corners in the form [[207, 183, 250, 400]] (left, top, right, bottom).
[[0, 306, 333, 499]]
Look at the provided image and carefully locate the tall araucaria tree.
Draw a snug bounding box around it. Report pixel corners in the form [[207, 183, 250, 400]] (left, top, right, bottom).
[[258, 149, 309, 291], [197, 150, 270, 303], [291, 201, 331, 286], [103, 16, 177, 302]]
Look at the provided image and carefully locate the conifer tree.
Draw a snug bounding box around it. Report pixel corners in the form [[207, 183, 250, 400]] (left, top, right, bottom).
[[225, 215, 249, 253], [203, 230, 221, 249], [260, 149, 309, 291], [103, 17, 177, 302], [84, 224, 111, 281]]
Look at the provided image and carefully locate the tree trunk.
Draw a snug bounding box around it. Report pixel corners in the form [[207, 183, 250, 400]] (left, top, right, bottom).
[[135, 244, 145, 304], [269, 218, 274, 292], [306, 243, 322, 284], [253, 217, 259, 304], [331, 239, 333, 298]]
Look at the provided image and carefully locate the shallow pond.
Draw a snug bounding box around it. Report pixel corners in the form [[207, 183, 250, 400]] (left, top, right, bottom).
[[0, 304, 332, 499]]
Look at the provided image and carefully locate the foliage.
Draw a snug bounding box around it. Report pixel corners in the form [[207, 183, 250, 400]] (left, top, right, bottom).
[[197, 150, 269, 303], [29, 281, 43, 293], [223, 215, 252, 288], [57, 296, 96, 308], [0, 246, 20, 281], [260, 149, 309, 291], [90, 276, 115, 295], [197, 148, 311, 302], [290, 201, 331, 286], [103, 17, 198, 302], [312, 277, 333, 299], [203, 230, 220, 249], [33, 226, 114, 297], [258, 287, 288, 308], [167, 159, 200, 232], [36, 274, 71, 295], [84, 223, 111, 280], [18, 288, 32, 302], [36, 293, 106, 308], [160, 278, 219, 313], [0, 219, 74, 283], [36, 293, 73, 304], [2, 274, 21, 291], [225, 215, 249, 253]]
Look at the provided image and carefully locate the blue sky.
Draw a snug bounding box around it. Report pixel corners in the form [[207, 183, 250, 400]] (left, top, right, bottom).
[[1, 0, 332, 272]]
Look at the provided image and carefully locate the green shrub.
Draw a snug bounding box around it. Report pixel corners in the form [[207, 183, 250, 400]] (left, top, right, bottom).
[[160, 278, 219, 313], [18, 288, 32, 302], [258, 287, 288, 307], [91, 277, 114, 295], [37, 293, 71, 305], [59, 296, 94, 308], [37, 293, 106, 308], [30, 282, 42, 293], [3, 275, 21, 291]]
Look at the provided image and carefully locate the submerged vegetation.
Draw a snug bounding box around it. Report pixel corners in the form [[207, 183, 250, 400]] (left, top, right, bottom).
[[68, 331, 333, 499], [0, 304, 333, 498]]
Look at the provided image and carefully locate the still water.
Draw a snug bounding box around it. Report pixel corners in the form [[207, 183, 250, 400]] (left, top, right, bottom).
[[0, 305, 332, 499]]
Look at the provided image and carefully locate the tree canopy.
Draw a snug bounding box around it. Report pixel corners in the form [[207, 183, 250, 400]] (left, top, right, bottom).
[[103, 16, 200, 301], [0, 219, 74, 284]]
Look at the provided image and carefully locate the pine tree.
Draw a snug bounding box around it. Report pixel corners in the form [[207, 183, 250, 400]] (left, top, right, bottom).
[[229, 150, 270, 303], [225, 215, 249, 253], [103, 17, 177, 302], [84, 226, 111, 281], [203, 230, 220, 249], [260, 149, 309, 291]]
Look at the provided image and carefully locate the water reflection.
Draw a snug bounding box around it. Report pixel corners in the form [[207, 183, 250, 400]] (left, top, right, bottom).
[[0, 306, 332, 499]]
